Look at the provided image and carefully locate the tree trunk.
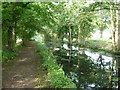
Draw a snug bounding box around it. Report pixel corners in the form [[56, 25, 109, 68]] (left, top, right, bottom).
[[118, 26, 120, 50], [22, 38, 27, 46], [78, 25, 81, 45], [110, 5, 117, 50], [7, 26, 14, 51], [69, 26, 72, 63], [7, 3, 18, 52], [100, 29, 103, 38], [14, 21, 17, 46], [108, 63, 113, 88], [118, 4, 120, 90], [78, 25, 85, 46], [118, 5, 120, 50], [118, 59, 120, 90]]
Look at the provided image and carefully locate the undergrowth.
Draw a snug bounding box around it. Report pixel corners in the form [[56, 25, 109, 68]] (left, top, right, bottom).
[[2, 44, 24, 62], [35, 42, 77, 88]]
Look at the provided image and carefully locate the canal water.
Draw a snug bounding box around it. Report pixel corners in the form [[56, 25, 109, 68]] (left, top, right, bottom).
[[53, 46, 120, 89]]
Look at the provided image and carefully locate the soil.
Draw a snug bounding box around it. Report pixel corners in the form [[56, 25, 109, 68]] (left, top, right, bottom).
[[2, 41, 50, 88]]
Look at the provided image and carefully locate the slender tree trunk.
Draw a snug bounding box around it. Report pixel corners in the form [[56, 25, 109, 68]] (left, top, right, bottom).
[[118, 4, 120, 90], [108, 64, 113, 88], [115, 56, 120, 89], [114, 57, 119, 88], [69, 26, 72, 63], [14, 21, 17, 45], [118, 5, 120, 50], [61, 34, 64, 47], [78, 25, 81, 45], [118, 26, 120, 50], [110, 5, 117, 50], [22, 38, 27, 46], [78, 25, 85, 46], [12, 21, 16, 49], [78, 25, 83, 46], [118, 59, 120, 90], [100, 29, 103, 38], [7, 26, 14, 51]]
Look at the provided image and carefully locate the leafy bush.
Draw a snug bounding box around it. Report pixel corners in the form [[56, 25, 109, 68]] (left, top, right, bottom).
[[35, 42, 77, 88], [2, 52, 18, 62], [2, 44, 24, 62]]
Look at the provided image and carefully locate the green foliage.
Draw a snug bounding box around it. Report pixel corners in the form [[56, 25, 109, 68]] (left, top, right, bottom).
[[2, 52, 18, 62], [2, 44, 24, 62], [50, 70, 76, 88], [35, 42, 76, 88]]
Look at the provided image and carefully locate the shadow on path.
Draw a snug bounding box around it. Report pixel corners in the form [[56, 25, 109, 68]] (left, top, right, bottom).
[[2, 41, 50, 88]]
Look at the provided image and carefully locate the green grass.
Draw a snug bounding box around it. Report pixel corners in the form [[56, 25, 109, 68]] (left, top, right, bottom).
[[86, 39, 112, 49], [35, 42, 77, 88], [84, 39, 114, 53], [85, 39, 120, 54], [87, 39, 112, 43]]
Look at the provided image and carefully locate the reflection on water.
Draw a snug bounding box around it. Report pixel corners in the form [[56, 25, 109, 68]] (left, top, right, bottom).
[[54, 47, 120, 89]]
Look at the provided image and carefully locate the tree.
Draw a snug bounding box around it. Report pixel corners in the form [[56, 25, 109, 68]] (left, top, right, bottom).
[[118, 4, 120, 50], [118, 4, 120, 89], [2, 2, 30, 51], [110, 4, 117, 50]]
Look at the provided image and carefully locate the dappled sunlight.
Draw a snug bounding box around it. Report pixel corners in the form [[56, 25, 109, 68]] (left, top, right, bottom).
[[19, 58, 27, 62], [2, 1, 120, 89], [12, 78, 37, 88], [28, 46, 33, 49], [35, 75, 50, 88]]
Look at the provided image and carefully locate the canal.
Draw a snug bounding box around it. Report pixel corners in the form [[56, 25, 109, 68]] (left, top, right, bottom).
[[53, 46, 120, 89]]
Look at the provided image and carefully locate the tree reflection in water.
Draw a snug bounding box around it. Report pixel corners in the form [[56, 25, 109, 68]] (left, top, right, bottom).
[[54, 48, 119, 89]]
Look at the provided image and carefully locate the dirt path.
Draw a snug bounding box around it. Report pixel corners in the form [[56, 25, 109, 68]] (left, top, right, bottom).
[[2, 42, 50, 88]]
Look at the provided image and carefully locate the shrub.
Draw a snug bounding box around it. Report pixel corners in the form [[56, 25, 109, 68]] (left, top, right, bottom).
[[2, 52, 18, 62]]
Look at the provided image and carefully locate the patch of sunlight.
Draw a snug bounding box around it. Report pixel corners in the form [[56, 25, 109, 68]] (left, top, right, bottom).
[[20, 58, 27, 62], [63, 38, 68, 42], [85, 50, 99, 60], [35, 86, 40, 88], [33, 33, 44, 43], [16, 80, 23, 83], [32, 78, 37, 82], [63, 44, 69, 50], [35, 78, 39, 81], [35, 77, 48, 88], [88, 84, 95, 87], [22, 78, 36, 84], [54, 48, 60, 51], [67, 53, 69, 56], [85, 49, 113, 69], [72, 46, 78, 50], [91, 29, 111, 39], [16, 39, 22, 43], [63, 44, 79, 50], [52, 2, 59, 5], [13, 74, 22, 79]]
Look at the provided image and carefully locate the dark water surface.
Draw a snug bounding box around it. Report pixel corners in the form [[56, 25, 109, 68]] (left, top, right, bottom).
[[54, 47, 120, 89]]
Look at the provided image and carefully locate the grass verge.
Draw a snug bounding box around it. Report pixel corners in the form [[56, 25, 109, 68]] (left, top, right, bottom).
[[85, 39, 120, 54], [35, 42, 77, 88]]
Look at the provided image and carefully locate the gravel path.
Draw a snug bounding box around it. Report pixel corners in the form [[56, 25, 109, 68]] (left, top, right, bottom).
[[2, 42, 50, 88]]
